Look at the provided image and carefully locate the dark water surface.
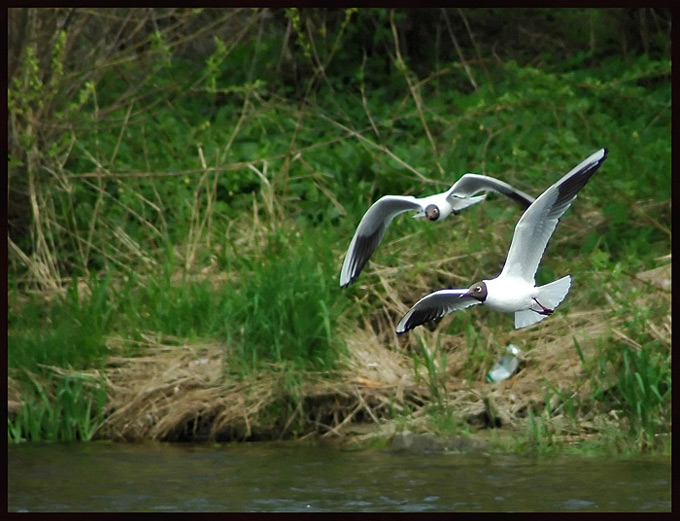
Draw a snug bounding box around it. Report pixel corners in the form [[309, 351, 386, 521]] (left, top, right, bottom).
[[8, 441, 671, 512]]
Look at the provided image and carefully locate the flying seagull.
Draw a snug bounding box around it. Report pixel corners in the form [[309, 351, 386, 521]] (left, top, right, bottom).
[[339, 174, 535, 288], [396, 148, 608, 334]]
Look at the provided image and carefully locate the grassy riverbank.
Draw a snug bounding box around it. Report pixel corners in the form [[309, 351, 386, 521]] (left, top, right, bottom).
[[8, 8, 670, 455]]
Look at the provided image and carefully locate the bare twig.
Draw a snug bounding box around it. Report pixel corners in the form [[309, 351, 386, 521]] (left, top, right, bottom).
[[359, 51, 381, 139], [457, 8, 493, 88], [316, 111, 438, 186], [389, 10, 443, 176], [441, 8, 477, 91]]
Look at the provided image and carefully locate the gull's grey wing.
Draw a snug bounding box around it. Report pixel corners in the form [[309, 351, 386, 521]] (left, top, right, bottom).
[[340, 195, 423, 287], [446, 173, 535, 211], [396, 288, 481, 334], [499, 148, 608, 283]]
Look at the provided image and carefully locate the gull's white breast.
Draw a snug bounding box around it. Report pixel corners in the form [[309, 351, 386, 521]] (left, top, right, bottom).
[[483, 276, 537, 313]]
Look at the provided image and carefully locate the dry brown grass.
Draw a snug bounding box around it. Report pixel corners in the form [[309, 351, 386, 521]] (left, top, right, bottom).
[[98, 329, 426, 442], [91, 308, 608, 443]]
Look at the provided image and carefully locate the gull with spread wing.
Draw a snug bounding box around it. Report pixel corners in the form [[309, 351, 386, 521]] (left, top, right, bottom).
[[340, 174, 535, 288]]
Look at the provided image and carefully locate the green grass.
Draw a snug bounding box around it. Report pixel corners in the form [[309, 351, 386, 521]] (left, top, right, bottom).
[[410, 335, 448, 411], [109, 225, 351, 373], [222, 231, 350, 374], [8, 8, 670, 449], [8, 373, 107, 443], [8, 274, 113, 372]]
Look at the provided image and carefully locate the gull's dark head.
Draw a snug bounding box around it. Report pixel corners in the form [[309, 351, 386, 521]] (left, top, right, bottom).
[[460, 281, 488, 302], [425, 204, 440, 221]]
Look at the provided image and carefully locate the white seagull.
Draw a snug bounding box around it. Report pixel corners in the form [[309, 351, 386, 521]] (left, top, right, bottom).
[[339, 174, 535, 288], [396, 148, 608, 334]]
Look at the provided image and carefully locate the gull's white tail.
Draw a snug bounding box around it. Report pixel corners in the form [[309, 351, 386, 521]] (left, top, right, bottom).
[[514, 275, 572, 329]]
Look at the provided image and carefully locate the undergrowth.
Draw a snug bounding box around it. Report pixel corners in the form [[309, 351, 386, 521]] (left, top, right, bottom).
[[8, 8, 670, 451]]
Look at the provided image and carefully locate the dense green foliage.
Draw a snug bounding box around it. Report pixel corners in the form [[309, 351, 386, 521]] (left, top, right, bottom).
[[8, 8, 670, 450]]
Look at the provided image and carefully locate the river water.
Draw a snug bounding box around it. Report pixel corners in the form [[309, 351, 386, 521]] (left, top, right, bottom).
[[8, 441, 670, 512]]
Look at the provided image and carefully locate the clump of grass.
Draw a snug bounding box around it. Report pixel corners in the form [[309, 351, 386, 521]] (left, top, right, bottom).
[[525, 408, 552, 453], [223, 227, 350, 375], [8, 274, 113, 372], [616, 347, 670, 445], [587, 265, 671, 451], [8, 274, 112, 443], [113, 269, 228, 343], [410, 335, 448, 411], [586, 342, 671, 452], [107, 222, 350, 376], [8, 371, 107, 442]]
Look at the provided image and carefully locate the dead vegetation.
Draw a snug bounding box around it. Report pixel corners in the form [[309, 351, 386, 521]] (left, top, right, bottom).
[[91, 313, 599, 443], [98, 330, 419, 442]]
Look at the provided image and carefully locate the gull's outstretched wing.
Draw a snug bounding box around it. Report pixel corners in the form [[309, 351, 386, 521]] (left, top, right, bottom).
[[446, 173, 535, 212], [499, 148, 608, 283], [340, 195, 422, 287], [396, 288, 481, 334]]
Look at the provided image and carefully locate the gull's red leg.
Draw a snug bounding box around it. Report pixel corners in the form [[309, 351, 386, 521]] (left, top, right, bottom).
[[532, 298, 554, 316]]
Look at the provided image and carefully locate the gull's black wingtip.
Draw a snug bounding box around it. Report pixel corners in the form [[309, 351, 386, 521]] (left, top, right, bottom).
[[594, 147, 608, 165]]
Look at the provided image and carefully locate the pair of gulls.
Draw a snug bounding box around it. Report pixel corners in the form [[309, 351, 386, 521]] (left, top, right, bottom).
[[340, 148, 608, 333]]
